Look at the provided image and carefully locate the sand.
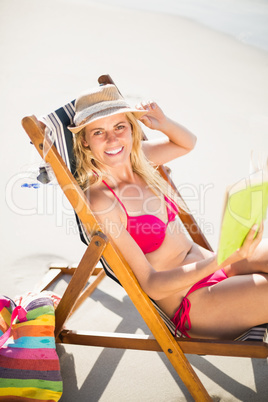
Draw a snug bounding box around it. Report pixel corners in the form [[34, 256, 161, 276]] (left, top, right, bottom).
[[1, 0, 268, 400]]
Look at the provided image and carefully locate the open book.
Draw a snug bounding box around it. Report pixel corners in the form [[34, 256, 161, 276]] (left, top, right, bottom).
[[217, 154, 268, 265]]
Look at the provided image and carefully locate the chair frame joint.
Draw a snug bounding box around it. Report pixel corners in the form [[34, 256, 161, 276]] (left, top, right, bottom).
[[92, 231, 109, 245]]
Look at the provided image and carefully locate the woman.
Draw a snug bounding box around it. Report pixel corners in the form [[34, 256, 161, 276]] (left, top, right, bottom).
[[69, 84, 268, 340]]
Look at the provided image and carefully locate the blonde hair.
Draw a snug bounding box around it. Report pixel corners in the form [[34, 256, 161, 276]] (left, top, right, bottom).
[[73, 112, 183, 208]]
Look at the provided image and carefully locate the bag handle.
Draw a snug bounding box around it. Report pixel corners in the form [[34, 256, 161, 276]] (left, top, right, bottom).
[[0, 298, 11, 312], [0, 299, 27, 348]]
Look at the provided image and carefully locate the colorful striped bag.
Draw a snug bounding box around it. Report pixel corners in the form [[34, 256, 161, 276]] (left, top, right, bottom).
[[0, 292, 62, 401]]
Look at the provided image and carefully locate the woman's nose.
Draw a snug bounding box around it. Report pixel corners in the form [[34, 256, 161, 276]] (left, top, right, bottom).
[[106, 130, 117, 142]]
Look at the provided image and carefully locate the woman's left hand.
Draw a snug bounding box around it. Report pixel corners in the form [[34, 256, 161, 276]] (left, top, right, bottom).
[[136, 101, 167, 131], [219, 222, 264, 269]]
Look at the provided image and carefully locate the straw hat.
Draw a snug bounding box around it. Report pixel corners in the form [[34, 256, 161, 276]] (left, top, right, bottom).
[[68, 84, 147, 134]]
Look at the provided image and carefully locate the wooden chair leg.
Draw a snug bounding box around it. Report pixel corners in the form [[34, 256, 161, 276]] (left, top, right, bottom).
[[71, 268, 106, 314], [35, 260, 106, 318], [34, 268, 63, 292], [55, 232, 108, 339]]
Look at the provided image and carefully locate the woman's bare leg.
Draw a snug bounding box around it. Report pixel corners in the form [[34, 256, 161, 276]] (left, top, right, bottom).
[[188, 272, 268, 339]]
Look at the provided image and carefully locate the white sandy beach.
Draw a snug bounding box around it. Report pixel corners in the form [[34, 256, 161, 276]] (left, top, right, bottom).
[[1, 0, 268, 400]]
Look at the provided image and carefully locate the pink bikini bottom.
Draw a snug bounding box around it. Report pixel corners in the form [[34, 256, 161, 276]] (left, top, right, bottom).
[[171, 268, 228, 338]]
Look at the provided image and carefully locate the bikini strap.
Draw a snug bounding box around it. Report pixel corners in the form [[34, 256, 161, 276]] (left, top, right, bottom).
[[164, 195, 179, 221], [102, 180, 129, 216]]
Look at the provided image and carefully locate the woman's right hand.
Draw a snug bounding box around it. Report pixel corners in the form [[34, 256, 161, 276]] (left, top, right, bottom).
[[219, 222, 264, 268], [136, 101, 167, 131]]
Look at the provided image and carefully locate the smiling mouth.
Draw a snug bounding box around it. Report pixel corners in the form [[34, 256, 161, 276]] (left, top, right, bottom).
[[104, 147, 124, 156]]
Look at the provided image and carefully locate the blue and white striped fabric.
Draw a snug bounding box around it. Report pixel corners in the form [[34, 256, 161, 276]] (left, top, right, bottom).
[[39, 102, 268, 343], [40, 100, 75, 173]]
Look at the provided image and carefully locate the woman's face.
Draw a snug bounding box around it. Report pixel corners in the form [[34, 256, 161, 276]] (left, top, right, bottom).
[[82, 113, 133, 169]]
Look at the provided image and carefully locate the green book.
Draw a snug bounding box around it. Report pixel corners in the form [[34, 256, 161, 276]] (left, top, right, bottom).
[[217, 169, 268, 265]]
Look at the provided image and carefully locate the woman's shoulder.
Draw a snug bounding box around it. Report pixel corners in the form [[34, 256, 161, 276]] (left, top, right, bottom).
[[85, 182, 124, 222], [85, 182, 110, 210]]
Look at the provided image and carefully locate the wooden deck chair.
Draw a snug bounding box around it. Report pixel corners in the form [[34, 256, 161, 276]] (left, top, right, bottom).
[[21, 75, 268, 402]]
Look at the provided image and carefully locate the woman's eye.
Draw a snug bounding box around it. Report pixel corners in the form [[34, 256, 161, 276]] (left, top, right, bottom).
[[117, 125, 125, 130], [93, 130, 102, 136]]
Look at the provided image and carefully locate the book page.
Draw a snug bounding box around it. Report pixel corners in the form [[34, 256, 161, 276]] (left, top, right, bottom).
[[217, 171, 268, 265]]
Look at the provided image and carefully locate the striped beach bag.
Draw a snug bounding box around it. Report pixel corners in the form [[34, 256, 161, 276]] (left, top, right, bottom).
[[0, 292, 62, 401]]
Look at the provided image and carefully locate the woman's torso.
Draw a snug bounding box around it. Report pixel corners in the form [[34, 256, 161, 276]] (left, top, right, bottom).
[[99, 177, 213, 317]]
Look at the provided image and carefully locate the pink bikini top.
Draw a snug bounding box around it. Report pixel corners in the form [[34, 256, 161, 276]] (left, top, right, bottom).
[[102, 180, 179, 254]]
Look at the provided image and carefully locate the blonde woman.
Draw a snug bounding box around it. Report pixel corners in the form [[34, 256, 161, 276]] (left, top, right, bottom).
[[69, 84, 268, 340]]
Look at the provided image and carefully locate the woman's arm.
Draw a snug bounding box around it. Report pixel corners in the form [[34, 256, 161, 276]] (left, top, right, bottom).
[[137, 101, 197, 165], [89, 188, 263, 302], [101, 216, 219, 301], [109, 222, 263, 301]]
